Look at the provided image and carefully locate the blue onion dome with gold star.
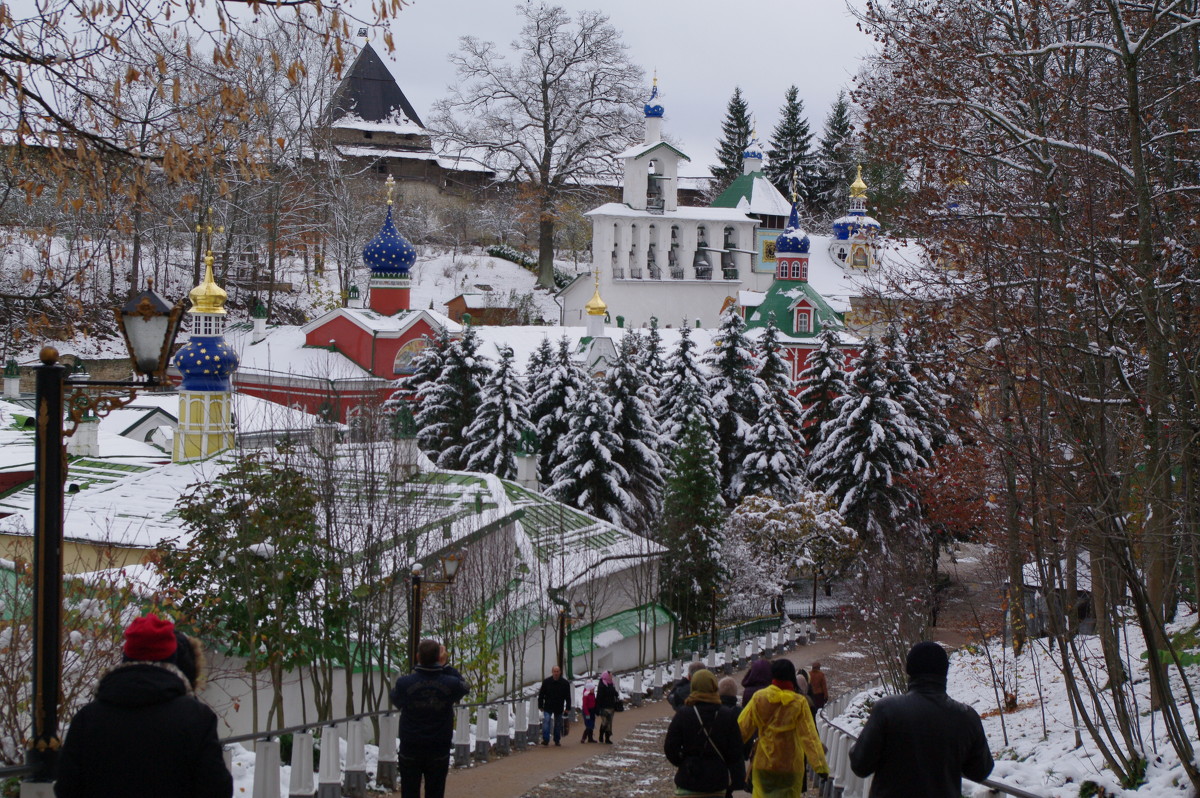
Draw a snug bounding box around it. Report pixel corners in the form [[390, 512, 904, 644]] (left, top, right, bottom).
[[644, 80, 664, 118], [775, 196, 810, 255], [173, 254, 239, 391], [363, 183, 416, 276]]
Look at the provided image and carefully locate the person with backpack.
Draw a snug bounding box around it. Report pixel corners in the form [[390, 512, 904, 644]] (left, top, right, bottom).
[[664, 668, 745, 797]]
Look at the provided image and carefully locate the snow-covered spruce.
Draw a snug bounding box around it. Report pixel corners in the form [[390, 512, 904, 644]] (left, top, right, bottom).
[[756, 316, 805, 434], [602, 332, 665, 533], [547, 377, 631, 526], [881, 326, 954, 454], [807, 336, 930, 553], [658, 323, 718, 458], [704, 308, 766, 503], [414, 325, 492, 471], [384, 327, 451, 415], [796, 326, 848, 453], [639, 316, 666, 403], [463, 346, 533, 479], [530, 336, 588, 484], [739, 389, 804, 502]]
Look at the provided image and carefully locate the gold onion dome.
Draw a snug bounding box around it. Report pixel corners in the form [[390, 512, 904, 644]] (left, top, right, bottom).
[[189, 253, 228, 315], [849, 165, 868, 199], [585, 279, 608, 317]]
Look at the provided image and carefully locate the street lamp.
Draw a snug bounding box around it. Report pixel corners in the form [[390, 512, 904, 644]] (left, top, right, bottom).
[[408, 550, 466, 670], [28, 284, 183, 785], [556, 599, 587, 679]]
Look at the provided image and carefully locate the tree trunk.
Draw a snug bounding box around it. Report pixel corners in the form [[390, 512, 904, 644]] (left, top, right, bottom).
[[537, 214, 555, 290]]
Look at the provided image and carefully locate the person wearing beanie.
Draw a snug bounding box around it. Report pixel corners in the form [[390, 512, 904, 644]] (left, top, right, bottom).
[[808, 662, 828, 710], [594, 670, 620, 743], [849, 641, 994, 798], [737, 659, 828, 798], [664, 669, 745, 797], [56, 613, 232, 798]]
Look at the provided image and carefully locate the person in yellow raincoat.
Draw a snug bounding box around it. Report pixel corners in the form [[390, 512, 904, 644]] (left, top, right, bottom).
[[738, 659, 829, 798]]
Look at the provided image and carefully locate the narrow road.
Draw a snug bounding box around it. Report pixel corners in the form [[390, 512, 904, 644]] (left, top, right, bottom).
[[406, 625, 875, 798]]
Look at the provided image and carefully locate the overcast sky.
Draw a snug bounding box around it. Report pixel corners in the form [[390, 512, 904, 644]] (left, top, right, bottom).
[[374, 0, 874, 176]]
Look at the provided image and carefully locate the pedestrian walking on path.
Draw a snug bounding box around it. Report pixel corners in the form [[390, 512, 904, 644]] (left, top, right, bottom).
[[849, 641, 993, 798], [580, 680, 598, 743], [664, 669, 746, 798], [740, 659, 772, 708], [670, 660, 707, 709], [718, 677, 739, 708], [390, 639, 469, 798], [595, 670, 620, 743], [537, 665, 572, 746], [737, 659, 829, 798], [808, 662, 828, 710], [56, 613, 232, 798]]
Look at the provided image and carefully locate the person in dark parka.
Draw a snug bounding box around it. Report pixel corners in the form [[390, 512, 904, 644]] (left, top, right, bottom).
[[849, 642, 994, 798], [390, 639, 469, 798], [55, 613, 232, 798], [664, 669, 745, 798]]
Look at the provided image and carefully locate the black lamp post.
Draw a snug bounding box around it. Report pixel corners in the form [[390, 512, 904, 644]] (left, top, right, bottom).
[[408, 550, 464, 670], [26, 284, 182, 784], [556, 600, 587, 679]]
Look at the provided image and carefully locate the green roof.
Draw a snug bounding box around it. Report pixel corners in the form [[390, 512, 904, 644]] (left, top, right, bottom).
[[744, 279, 842, 339], [566, 602, 673, 656], [711, 171, 763, 209]]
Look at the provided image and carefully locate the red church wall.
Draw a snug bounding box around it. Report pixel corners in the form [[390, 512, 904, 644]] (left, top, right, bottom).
[[306, 316, 375, 373], [370, 317, 439, 378]]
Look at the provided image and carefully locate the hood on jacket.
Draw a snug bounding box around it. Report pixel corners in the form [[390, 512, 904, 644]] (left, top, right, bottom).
[[95, 661, 192, 708]]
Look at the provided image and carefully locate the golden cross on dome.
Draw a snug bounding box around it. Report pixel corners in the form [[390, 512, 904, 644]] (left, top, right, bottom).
[[791, 169, 799, 204], [385, 174, 396, 206]]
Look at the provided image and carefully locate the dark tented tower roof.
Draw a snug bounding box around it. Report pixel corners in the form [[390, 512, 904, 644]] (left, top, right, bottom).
[[326, 43, 424, 128]]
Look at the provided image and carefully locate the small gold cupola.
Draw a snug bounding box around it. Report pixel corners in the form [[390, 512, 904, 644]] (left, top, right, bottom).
[[585, 273, 608, 317], [850, 165, 868, 199], [189, 253, 228, 315]]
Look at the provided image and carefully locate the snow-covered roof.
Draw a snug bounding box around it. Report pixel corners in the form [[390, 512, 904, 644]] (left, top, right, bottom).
[[335, 145, 495, 173], [615, 140, 691, 162], [330, 116, 426, 136], [586, 202, 755, 224], [226, 324, 376, 382], [739, 290, 766, 308]]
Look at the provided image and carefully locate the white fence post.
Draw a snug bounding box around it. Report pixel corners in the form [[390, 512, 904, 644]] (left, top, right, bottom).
[[288, 730, 316, 798], [474, 706, 491, 761], [652, 665, 664, 700], [252, 738, 281, 798], [632, 670, 644, 706], [316, 724, 341, 798], [527, 697, 540, 743], [514, 698, 527, 749], [343, 719, 367, 798], [376, 716, 399, 791], [454, 705, 472, 766], [496, 702, 511, 755]]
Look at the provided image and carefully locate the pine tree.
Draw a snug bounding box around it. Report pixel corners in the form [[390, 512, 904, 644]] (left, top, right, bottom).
[[739, 393, 803, 502], [604, 332, 665, 532], [525, 335, 554, 393], [881, 327, 949, 456], [415, 326, 492, 470], [810, 91, 858, 219], [808, 337, 930, 553], [757, 317, 804, 433], [659, 415, 725, 634], [463, 346, 533, 479], [529, 336, 588, 484], [659, 323, 717, 455], [383, 326, 451, 413], [710, 87, 752, 186], [765, 86, 814, 198], [548, 378, 630, 526], [641, 317, 666, 401], [704, 308, 765, 501], [796, 327, 848, 452]]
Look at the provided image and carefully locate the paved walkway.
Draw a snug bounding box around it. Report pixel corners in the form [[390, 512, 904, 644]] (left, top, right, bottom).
[[406, 626, 876, 798]]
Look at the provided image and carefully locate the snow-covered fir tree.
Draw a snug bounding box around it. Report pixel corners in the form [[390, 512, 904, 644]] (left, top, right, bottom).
[[530, 336, 588, 485], [739, 389, 803, 502], [765, 86, 814, 200], [757, 316, 804, 432], [548, 377, 631, 526], [640, 317, 666, 401], [383, 326, 451, 413], [796, 326, 848, 452], [710, 87, 752, 186], [704, 308, 765, 501], [659, 414, 725, 633], [810, 91, 857, 220], [808, 336, 930, 553], [462, 346, 533, 479], [659, 322, 717, 455], [414, 325, 492, 470], [525, 335, 554, 394], [881, 327, 953, 453], [604, 332, 665, 532]]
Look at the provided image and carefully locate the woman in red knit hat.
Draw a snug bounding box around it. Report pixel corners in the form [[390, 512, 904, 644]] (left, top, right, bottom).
[[55, 613, 232, 798]]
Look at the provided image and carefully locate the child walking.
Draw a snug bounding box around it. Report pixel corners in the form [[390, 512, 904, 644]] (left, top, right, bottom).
[[581, 680, 598, 743]]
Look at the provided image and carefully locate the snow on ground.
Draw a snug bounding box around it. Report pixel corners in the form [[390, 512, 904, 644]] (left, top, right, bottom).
[[835, 611, 1200, 797]]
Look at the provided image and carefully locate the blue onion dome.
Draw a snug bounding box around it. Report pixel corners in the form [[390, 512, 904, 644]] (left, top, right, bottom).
[[743, 136, 764, 161], [644, 81, 664, 118], [775, 199, 810, 254], [174, 336, 239, 392], [832, 214, 882, 241], [363, 205, 416, 275]]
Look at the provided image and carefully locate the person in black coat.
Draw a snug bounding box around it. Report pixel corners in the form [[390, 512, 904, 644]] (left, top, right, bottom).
[[56, 613, 232, 798], [668, 660, 706, 710], [536, 665, 572, 745], [664, 669, 745, 798], [849, 642, 994, 798], [390, 639, 469, 798], [594, 670, 620, 743]]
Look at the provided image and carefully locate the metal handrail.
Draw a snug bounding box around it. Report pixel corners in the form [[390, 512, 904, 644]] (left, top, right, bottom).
[[0, 763, 36, 778], [817, 680, 1045, 798]]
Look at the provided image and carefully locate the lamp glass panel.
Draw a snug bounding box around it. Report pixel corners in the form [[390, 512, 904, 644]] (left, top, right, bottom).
[[442, 553, 461, 580], [124, 314, 171, 373]]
